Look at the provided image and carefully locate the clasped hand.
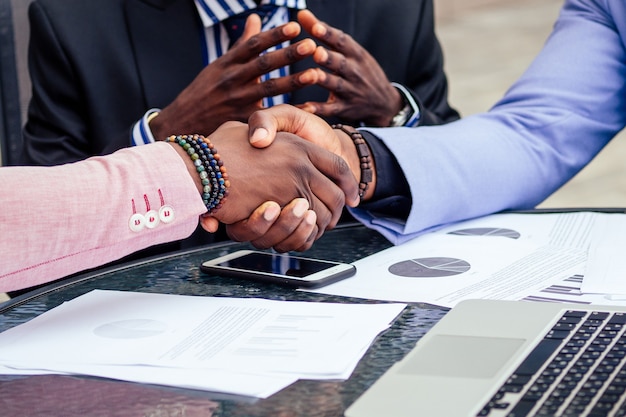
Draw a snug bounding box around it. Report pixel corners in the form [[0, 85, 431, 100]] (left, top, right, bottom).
[[151, 10, 403, 141], [153, 8, 396, 251], [195, 111, 359, 251]]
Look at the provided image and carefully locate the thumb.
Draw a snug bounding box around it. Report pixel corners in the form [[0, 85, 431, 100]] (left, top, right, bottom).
[[248, 114, 277, 149], [239, 14, 262, 43], [199, 215, 220, 233], [248, 104, 335, 149]]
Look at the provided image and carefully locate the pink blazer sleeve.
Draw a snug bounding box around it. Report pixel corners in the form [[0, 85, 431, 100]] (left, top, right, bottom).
[[0, 142, 207, 292]]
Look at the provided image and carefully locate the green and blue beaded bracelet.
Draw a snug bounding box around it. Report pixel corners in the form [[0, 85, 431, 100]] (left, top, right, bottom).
[[165, 134, 229, 214]]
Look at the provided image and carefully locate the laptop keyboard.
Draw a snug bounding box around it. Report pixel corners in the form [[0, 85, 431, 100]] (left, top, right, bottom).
[[478, 309, 626, 417]]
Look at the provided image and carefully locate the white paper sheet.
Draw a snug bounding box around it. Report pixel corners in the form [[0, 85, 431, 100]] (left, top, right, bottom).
[[583, 213, 626, 295], [313, 212, 606, 307], [0, 290, 405, 397], [0, 362, 295, 398]]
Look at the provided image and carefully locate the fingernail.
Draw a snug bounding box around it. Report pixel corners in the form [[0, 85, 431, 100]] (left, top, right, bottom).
[[313, 23, 326, 37], [297, 39, 315, 55], [299, 71, 314, 84], [304, 210, 316, 225], [293, 199, 309, 217], [250, 128, 269, 144], [263, 203, 280, 221], [315, 47, 328, 63], [283, 22, 300, 37]]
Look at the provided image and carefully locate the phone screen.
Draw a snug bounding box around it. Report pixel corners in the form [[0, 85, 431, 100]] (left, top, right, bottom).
[[215, 252, 334, 278], [201, 250, 356, 288]]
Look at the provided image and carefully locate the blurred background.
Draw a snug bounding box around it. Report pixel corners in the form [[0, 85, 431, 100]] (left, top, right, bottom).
[[435, 0, 626, 208]]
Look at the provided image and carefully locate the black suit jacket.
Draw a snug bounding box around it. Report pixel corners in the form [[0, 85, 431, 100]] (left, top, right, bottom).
[[21, 0, 458, 165]]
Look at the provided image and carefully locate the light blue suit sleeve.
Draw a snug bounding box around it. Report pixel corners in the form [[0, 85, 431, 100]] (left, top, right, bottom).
[[350, 0, 626, 245]]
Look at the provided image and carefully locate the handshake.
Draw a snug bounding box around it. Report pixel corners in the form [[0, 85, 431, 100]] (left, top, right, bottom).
[[175, 104, 377, 254], [151, 10, 399, 253]]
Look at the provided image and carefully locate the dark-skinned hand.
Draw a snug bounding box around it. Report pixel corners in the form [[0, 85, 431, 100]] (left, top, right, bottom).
[[226, 198, 319, 252], [151, 14, 319, 140], [248, 104, 375, 199], [222, 105, 375, 251], [297, 10, 404, 127], [189, 120, 359, 251]]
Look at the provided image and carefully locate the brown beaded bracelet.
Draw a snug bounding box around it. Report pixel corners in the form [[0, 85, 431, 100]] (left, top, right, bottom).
[[332, 124, 373, 200]]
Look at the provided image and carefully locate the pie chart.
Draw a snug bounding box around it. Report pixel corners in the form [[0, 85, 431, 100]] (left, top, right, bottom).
[[388, 257, 471, 278], [448, 227, 520, 239], [94, 319, 167, 339]]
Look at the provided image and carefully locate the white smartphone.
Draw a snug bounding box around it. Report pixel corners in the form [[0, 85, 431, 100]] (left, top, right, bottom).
[[200, 250, 356, 288]]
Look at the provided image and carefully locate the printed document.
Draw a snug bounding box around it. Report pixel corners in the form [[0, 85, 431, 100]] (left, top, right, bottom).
[[314, 212, 626, 307], [0, 290, 405, 397]]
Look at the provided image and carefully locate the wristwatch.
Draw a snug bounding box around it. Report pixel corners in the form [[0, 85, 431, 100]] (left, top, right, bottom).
[[390, 82, 421, 127]]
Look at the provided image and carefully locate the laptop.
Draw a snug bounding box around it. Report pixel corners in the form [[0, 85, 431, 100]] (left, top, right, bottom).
[[346, 299, 626, 417]]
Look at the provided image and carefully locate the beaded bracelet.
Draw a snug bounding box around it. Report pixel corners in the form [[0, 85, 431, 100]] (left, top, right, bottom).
[[332, 124, 373, 200], [165, 134, 229, 214]]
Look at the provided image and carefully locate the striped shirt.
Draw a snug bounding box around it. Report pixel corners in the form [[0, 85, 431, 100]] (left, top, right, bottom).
[[133, 0, 307, 146]]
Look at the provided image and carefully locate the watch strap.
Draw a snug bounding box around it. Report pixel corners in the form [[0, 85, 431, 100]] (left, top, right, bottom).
[[390, 82, 421, 127]]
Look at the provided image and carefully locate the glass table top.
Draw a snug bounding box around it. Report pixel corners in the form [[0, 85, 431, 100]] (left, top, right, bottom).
[[0, 223, 447, 416]]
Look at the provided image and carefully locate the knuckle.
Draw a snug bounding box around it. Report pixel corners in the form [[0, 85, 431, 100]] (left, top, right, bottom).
[[316, 209, 332, 232], [290, 75, 302, 88], [256, 54, 272, 72], [321, 25, 341, 43], [271, 27, 286, 43], [220, 70, 247, 92], [336, 31, 351, 49], [246, 221, 266, 237], [272, 243, 290, 253], [334, 78, 345, 93], [300, 231, 317, 251], [297, 242, 313, 252], [324, 52, 333, 66], [335, 154, 352, 177], [251, 239, 273, 250], [337, 57, 348, 76], [331, 186, 346, 211], [261, 78, 279, 97], [245, 35, 262, 51], [283, 46, 298, 63], [278, 219, 297, 235]]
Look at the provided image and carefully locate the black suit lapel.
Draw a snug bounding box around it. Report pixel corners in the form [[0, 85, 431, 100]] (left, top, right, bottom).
[[124, 0, 203, 108], [289, 0, 356, 105]]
